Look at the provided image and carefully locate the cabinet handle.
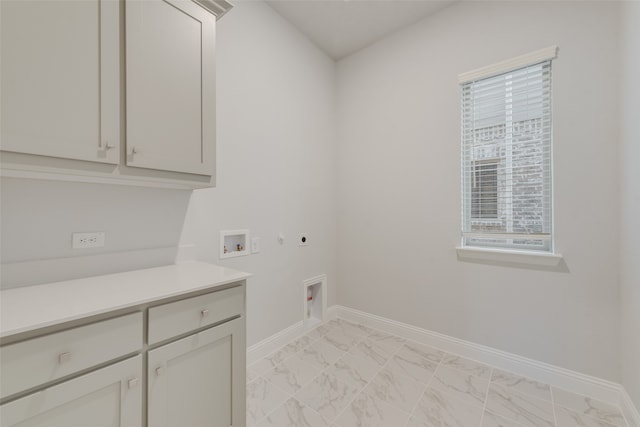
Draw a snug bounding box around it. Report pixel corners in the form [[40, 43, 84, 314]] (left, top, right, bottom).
[[200, 309, 209, 318], [58, 352, 72, 364], [127, 378, 139, 389], [104, 143, 114, 151], [156, 366, 165, 376], [131, 147, 138, 155]]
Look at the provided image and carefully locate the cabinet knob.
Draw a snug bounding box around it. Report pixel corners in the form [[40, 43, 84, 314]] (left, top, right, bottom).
[[58, 352, 72, 364], [200, 309, 209, 318], [127, 378, 139, 389], [155, 366, 165, 376], [131, 147, 138, 155], [104, 143, 114, 151]]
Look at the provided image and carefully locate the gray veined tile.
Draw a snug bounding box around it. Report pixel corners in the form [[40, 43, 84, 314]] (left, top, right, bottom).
[[552, 388, 626, 427], [299, 337, 345, 370], [322, 328, 361, 352], [555, 405, 619, 427], [326, 319, 342, 328], [366, 330, 406, 354], [431, 365, 490, 408], [295, 372, 359, 424], [250, 356, 283, 376], [335, 387, 411, 427], [263, 353, 323, 395], [441, 353, 493, 380], [485, 383, 555, 427], [305, 324, 332, 341], [386, 346, 439, 384], [405, 416, 432, 427], [256, 397, 329, 427], [329, 318, 375, 337], [281, 335, 314, 355], [348, 339, 392, 367], [411, 387, 484, 427], [482, 410, 528, 427], [246, 377, 290, 426], [366, 367, 426, 413], [401, 341, 445, 364], [491, 368, 551, 401], [326, 351, 382, 390], [251, 346, 299, 375], [247, 364, 262, 383]]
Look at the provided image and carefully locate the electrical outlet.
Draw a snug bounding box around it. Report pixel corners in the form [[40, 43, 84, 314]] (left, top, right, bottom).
[[299, 233, 309, 246], [72, 232, 105, 249], [251, 237, 261, 253]]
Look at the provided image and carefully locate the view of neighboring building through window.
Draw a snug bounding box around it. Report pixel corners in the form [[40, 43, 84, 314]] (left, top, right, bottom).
[[461, 59, 553, 252], [471, 160, 498, 219]]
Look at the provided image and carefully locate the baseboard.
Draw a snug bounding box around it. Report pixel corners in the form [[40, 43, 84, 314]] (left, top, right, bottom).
[[246, 307, 338, 365], [333, 304, 638, 425], [244, 304, 638, 427], [621, 387, 640, 427]]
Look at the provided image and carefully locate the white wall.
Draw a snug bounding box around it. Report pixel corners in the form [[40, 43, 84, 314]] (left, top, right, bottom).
[[336, 1, 621, 381], [620, 1, 640, 408], [0, 1, 337, 348], [178, 1, 337, 347], [0, 178, 190, 285]]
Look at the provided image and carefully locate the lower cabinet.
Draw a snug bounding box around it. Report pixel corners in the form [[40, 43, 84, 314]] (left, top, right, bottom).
[[148, 318, 246, 427], [0, 280, 247, 427], [0, 355, 142, 427]]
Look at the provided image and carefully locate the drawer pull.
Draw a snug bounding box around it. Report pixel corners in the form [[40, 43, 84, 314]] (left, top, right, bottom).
[[127, 378, 139, 389], [58, 352, 72, 364], [156, 366, 165, 377], [200, 309, 209, 318]]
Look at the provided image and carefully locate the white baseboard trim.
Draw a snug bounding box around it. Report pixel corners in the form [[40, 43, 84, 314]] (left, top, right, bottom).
[[246, 307, 338, 365], [244, 304, 638, 427], [621, 388, 640, 427], [247, 320, 304, 365], [333, 304, 639, 426]]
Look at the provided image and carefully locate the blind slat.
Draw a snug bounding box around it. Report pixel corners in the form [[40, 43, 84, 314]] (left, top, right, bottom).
[[460, 59, 553, 252]]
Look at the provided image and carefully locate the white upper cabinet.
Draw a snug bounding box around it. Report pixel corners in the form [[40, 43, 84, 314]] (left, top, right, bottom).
[[1, 0, 231, 188], [0, 0, 120, 164], [125, 0, 216, 175]]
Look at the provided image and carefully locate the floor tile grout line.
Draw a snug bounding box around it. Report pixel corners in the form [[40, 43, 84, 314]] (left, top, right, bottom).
[[317, 323, 407, 425], [246, 376, 293, 426], [552, 401, 627, 427], [294, 320, 369, 426], [404, 352, 445, 426], [251, 317, 627, 427], [325, 332, 387, 425], [550, 386, 559, 427], [253, 322, 346, 427], [478, 366, 494, 427]]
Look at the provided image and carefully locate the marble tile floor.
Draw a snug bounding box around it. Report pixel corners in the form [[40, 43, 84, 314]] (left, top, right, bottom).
[[246, 318, 629, 427]]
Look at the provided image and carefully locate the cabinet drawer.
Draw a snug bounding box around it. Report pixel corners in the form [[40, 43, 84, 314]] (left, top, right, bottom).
[[0, 312, 142, 400], [148, 285, 244, 345]]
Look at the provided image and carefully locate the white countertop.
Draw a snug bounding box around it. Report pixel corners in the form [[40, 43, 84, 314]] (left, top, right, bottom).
[[0, 261, 251, 339]]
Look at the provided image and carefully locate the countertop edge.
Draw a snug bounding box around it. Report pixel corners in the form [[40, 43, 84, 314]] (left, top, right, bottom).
[[0, 262, 251, 340]]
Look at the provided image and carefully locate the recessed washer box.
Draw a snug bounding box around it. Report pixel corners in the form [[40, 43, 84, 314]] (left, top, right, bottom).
[[220, 230, 250, 259]]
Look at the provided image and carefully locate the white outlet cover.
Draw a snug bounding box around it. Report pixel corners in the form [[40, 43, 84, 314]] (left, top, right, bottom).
[[72, 232, 105, 249], [251, 237, 261, 254]]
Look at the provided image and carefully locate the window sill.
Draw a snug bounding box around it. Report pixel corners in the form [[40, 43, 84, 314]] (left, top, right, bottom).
[[456, 246, 563, 267]]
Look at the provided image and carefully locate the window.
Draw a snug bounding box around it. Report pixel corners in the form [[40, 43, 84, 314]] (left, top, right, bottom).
[[460, 47, 557, 252], [471, 160, 498, 219]]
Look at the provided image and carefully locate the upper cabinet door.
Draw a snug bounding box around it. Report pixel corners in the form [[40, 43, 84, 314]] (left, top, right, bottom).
[[0, 0, 120, 164], [125, 0, 216, 176]]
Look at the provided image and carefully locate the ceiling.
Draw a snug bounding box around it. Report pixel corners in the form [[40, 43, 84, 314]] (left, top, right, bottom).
[[264, 0, 456, 60]]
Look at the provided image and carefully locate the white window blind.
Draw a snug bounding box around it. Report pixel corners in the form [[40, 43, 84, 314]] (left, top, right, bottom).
[[461, 59, 553, 252]]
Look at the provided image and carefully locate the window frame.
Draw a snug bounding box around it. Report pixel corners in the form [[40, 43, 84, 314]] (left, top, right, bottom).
[[459, 47, 558, 255]]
